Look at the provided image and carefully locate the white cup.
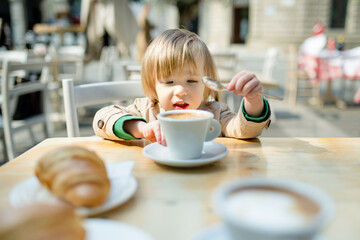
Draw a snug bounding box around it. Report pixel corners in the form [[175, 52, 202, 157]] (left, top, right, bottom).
[[212, 178, 334, 240], [157, 109, 221, 160]]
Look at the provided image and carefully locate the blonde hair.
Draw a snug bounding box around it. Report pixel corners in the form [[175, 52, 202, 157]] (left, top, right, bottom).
[[141, 29, 219, 103]]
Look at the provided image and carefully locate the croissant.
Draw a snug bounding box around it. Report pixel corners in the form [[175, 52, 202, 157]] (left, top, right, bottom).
[[35, 146, 110, 207], [0, 203, 85, 240]]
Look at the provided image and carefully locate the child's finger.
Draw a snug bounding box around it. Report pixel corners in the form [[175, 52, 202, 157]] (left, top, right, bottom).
[[142, 129, 154, 142], [242, 78, 261, 96], [153, 127, 162, 144], [157, 129, 166, 146], [226, 71, 247, 90], [160, 130, 167, 146], [246, 84, 262, 98], [154, 123, 166, 146], [233, 72, 254, 95], [160, 126, 166, 146]]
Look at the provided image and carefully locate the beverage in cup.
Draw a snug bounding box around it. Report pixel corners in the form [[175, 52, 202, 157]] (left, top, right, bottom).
[[212, 178, 334, 240], [157, 110, 221, 160]]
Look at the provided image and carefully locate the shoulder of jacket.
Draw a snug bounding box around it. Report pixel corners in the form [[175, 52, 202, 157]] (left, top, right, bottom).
[[134, 97, 153, 106], [204, 101, 229, 111]]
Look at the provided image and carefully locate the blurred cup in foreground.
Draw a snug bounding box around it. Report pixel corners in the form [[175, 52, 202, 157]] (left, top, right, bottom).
[[157, 109, 221, 160], [213, 178, 334, 240]]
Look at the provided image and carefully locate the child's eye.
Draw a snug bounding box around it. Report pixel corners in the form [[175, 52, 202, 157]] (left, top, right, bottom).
[[165, 81, 174, 84], [187, 79, 198, 83]]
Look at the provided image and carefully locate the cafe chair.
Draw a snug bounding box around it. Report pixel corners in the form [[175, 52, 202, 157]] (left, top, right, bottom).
[[210, 52, 241, 111], [285, 45, 321, 106], [1, 60, 52, 160], [0, 51, 28, 64], [214, 49, 281, 119], [45, 45, 86, 123], [257, 47, 282, 90], [48, 45, 85, 83], [100, 46, 119, 82], [122, 63, 141, 81], [82, 46, 120, 83], [62, 78, 144, 137], [212, 52, 239, 82]]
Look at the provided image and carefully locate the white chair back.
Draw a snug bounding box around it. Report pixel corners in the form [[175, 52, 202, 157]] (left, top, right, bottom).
[[0, 50, 29, 64], [1, 60, 51, 160], [62, 79, 145, 137]]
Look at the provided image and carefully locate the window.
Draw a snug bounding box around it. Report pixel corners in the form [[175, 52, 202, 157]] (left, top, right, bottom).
[[330, 0, 348, 28], [232, 6, 249, 43]]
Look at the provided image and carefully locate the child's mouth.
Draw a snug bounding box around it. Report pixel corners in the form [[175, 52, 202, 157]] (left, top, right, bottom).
[[173, 102, 189, 110]]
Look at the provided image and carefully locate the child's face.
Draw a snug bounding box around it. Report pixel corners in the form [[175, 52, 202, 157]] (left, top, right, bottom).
[[155, 60, 205, 111]]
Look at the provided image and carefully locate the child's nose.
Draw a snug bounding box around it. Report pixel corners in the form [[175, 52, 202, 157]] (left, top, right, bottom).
[[174, 85, 188, 96]]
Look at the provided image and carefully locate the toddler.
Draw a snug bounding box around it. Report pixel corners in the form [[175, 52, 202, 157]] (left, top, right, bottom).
[[93, 29, 271, 145]]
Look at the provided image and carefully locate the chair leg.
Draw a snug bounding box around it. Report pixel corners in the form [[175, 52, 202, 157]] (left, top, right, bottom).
[[350, 80, 356, 102], [270, 100, 276, 123], [43, 93, 54, 137], [1, 134, 8, 163], [27, 126, 37, 145], [43, 122, 50, 138], [4, 135, 15, 160], [307, 83, 322, 107], [287, 74, 298, 106]]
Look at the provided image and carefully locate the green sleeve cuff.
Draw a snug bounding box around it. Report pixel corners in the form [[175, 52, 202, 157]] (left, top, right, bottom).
[[113, 115, 147, 140], [242, 97, 270, 122]]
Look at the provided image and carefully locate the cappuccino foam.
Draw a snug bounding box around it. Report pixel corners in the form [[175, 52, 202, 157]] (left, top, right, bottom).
[[164, 112, 208, 120], [225, 187, 319, 231]]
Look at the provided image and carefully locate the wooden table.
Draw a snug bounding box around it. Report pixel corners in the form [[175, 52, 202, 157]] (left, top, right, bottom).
[[33, 24, 85, 45], [0, 137, 359, 240]]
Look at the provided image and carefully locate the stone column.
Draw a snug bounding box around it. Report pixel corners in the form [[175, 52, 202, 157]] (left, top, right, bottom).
[[9, 0, 27, 48], [199, 0, 233, 50]]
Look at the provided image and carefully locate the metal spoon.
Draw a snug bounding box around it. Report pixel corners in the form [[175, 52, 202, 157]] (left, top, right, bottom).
[[202, 76, 283, 101]]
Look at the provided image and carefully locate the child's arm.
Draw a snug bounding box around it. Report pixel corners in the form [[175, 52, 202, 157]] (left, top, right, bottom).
[[212, 99, 270, 139], [225, 71, 264, 117], [93, 98, 161, 141]]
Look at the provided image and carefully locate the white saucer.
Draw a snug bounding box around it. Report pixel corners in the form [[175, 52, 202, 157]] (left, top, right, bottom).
[[191, 223, 231, 240], [143, 141, 228, 167], [84, 219, 154, 240], [191, 223, 330, 240]]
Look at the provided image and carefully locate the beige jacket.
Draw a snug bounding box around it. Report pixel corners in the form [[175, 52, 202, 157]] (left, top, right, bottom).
[[93, 98, 271, 140]]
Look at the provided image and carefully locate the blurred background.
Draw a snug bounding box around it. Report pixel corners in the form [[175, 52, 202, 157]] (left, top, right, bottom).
[[0, 0, 359, 163]]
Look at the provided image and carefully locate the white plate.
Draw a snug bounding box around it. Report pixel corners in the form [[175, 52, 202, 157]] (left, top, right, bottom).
[[9, 162, 137, 216], [191, 223, 329, 240], [84, 219, 154, 240], [143, 141, 228, 167]]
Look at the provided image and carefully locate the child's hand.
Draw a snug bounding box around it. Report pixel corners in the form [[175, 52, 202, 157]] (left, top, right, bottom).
[[225, 71, 263, 101], [139, 120, 166, 146], [225, 70, 265, 117]]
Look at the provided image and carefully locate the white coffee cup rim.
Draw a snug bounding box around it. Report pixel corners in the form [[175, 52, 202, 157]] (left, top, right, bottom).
[[212, 177, 335, 236], [157, 109, 214, 122]]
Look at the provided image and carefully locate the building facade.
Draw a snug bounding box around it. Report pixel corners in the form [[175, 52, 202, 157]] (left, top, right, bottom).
[[199, 0, 360, 50]]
